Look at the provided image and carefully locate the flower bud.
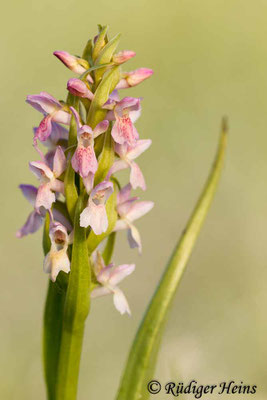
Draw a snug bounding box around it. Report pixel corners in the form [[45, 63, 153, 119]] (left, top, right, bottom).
[[113, 50, 136, 64], [53, 51, 93, 83], [67, 78, 94, 100], [117, 68, 154, 89]]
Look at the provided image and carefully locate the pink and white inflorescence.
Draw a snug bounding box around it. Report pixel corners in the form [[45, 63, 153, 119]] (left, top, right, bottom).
[[17, 28, 154, 315]]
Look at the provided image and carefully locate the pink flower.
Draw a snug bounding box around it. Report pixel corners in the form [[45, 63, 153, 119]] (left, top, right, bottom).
[[43, 222, 71, 282], [16, 185, 71, 238], [91, 252, 135, 315], [70, 107, 109, 178], [104, 96, 141, 146], [114, 184, 154, 253], [29, 146, 66, 210], [34, 122, 69, 150], [107, 139, 152, 190], [67, 78, 94, 100], [53, 51, 93, 83], [116, 68, 154, 89], [113, 50, 136, 64], [80, 181, 113, 234], [27, 92, 71, 143], [16, 185, 45, 237]]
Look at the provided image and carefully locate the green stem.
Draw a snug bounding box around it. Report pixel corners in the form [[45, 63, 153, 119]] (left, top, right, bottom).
[[116, 124, 227, 400], [56, 196, 91, 400]]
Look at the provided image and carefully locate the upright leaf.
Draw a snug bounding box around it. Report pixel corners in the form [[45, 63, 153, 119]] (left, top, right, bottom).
[[43, 214, 66, 400], [64, 111, 79, 221], [94, 33, 121, 83], [94, 126, 115, 185], [116, 123, 228, 400], [92, 25, 108, 61], [87, 66, 120, 128]]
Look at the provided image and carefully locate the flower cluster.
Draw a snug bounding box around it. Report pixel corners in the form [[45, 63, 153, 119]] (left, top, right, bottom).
[[18, 27, 153, 315]]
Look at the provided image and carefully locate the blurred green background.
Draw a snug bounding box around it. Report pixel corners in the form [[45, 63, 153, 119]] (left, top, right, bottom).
[[1, 0, 267, 399]]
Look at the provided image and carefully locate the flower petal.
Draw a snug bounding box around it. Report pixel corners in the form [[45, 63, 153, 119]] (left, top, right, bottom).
[[29, 161, 54, 180], [117, 183, 132, 205], [26, 92, 61, 114], [109, 264, 135, 286], [34, 115, 53, 142], [35, 184, 55, 210], [83, 173, 95, 193], [113, 288, 131, 315], [93, 120, 109, 138], [16, 211, 44, 238], [53, 146, 66, 177], [91, 180, 114, 202], [71, 145, 98, 178], [127, 200, 154, 222], [127, 225, 142, 253], [80, 203, 108, 234], [111, 118, 138, 146], [127, 139, 152, 160], [44, 249, 70, 282], [113, 219, 129, 231], [19, 184, 37, 206], [130, 161, 146, 190], [107, 159, 128, 180], [91, 286, 111, 298]]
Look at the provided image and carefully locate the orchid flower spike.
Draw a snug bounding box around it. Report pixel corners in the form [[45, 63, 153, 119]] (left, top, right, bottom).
[[27, 92, 71, 144], [116, 68, 154, 89], [113, 50, 136, 64], [91, 252, 135, 315], [80, 181, 113, 234], [53, 51, 93, 83], [114, 184, 154, 253], [43, 221, 71, 282], [104, 96, 141, 146], [67, 78, 94, 100], [29, 146, 66, 210], [70, 107, 109, 178], [107, 139, 152, 190]]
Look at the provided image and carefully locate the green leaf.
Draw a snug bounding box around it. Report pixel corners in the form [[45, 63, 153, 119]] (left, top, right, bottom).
[[56, 196, 91, 400], [94, 126, 115, 186], [87, 66, 120, 128], [115, 124, 228, 400], [64, 161, 78, 222], [43, 281, 66, 400], [43, 214, 66, 400], [92, 25, 108, 61], [64, 109, 79, 221], [94, 33, 121, 83], [87, 188, 117, 254], [102, 232, 116, 265], [82, 39, 93, 65]]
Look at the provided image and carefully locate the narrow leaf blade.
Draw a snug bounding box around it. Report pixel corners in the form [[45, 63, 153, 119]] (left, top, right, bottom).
[[87, 66, 120, 128], [116, 124, 227, 400]]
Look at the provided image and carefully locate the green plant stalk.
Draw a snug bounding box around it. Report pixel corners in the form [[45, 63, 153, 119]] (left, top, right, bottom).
[[116, 125, 227, 400], [55, 196, 91, 400]]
